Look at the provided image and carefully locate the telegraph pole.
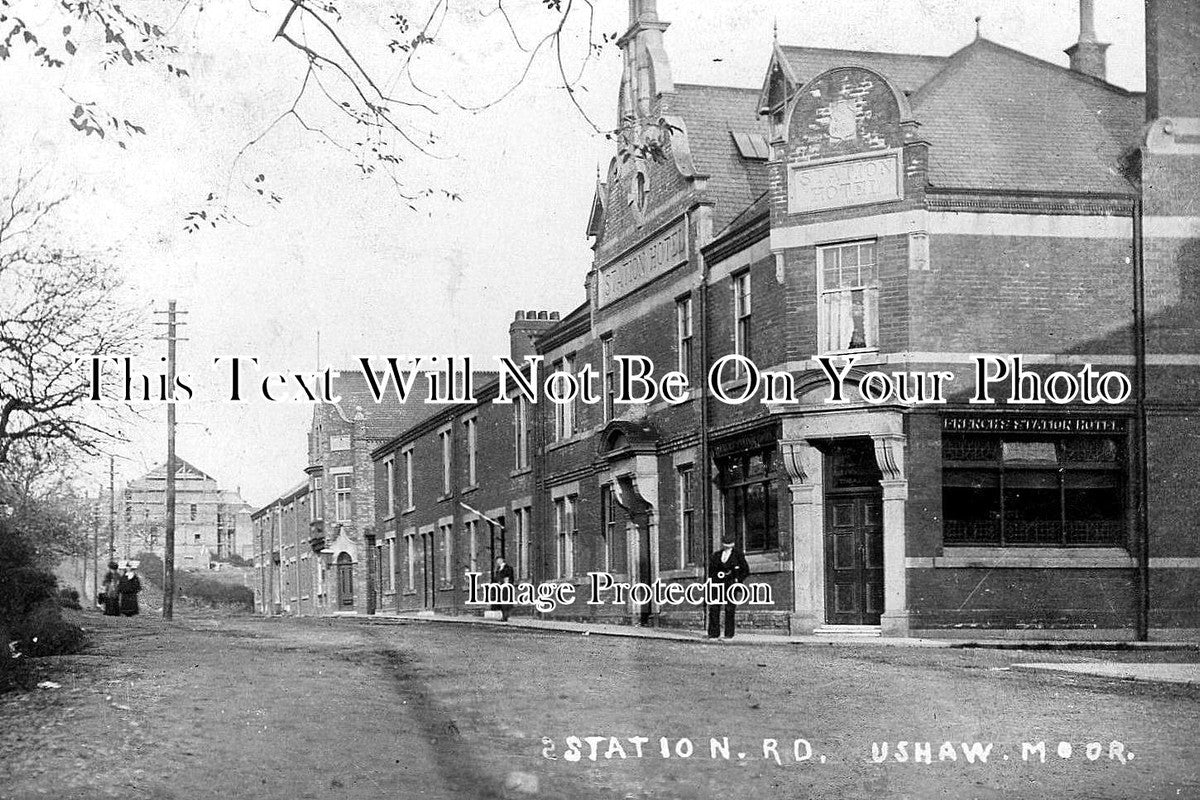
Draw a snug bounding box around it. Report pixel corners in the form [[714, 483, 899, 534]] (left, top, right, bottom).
[[108, 457, 115, 560], [154, 300, 187, 620], [92, 490, 100, 605]]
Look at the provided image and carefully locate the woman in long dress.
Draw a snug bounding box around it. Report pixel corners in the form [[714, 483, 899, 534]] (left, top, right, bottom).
[[101, 561, 121, 616], [118, 565, 142, 616]]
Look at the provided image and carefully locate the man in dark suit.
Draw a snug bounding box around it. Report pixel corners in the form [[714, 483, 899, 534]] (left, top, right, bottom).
[[492, 556, 515, 621], [707, 535, 750, 639]]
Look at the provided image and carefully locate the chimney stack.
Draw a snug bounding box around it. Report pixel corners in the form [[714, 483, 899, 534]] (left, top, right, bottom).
[[509, 310, 560, 363], [1145, 0, 1200, 120], [1065, 0, 1110, 81]]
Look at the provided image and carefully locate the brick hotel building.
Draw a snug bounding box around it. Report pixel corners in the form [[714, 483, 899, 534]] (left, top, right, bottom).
[[257, 0, 1200, 639]]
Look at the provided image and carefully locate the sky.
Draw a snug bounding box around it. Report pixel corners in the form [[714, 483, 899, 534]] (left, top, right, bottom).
[[1, 0, 1146, 507]]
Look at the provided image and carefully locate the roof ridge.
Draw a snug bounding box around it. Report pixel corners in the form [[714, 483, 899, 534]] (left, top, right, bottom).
[[779, 43, 949, 61], [955, 36, 1137, 96], [673, 82, 761, 93]]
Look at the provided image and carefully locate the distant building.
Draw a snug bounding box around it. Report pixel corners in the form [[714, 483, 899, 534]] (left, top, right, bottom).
[[118, 459, 253, 566], [253, 368, 442, 615], [251, 480, 310, 615]]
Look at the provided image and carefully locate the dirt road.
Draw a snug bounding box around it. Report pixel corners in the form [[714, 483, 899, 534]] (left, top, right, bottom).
[[3, 611, 1199, 800]]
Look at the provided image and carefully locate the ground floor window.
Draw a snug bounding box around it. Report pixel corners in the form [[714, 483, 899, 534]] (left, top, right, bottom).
[[600, 485, 627, 574], [717, 444, 779, 553], [466, 519, 479, 574], [384, 537, 395, 593], [405, 534, 415, 591], [554, 495, 577, 578], [942, 432, 1125, 547], [678, 465, 697, 567], [438, 523, 453, 586], [511, 506, 531, 580]]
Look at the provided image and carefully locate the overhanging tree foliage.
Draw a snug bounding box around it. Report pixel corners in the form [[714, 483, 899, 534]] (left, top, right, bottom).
[[0, 0, 642, 224]]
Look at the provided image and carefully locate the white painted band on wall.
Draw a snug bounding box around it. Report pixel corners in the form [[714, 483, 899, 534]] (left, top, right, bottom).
[[771, 210, 1137, 251], [771, 210, 926, 250], [761, 353, 1200, 377], [1144, 216, 1200, 238], [928, 212, 1133, 239], [1149, 558, 1200, 569]]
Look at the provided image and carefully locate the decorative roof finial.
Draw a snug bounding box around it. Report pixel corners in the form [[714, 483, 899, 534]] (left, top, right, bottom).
[[773, 17, 779, 44], [974, 15, 982, 39]]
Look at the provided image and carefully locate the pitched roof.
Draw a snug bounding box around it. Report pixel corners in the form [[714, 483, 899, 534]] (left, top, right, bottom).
[[137, 458, 217, 483], [779, 45, 948, 96], [326, 367, 447, 439], [909, 38, 1143, 194], [669, 83, 771, 233]]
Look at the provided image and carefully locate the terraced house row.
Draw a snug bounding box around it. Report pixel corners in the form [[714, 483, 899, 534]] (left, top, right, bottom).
[[254, 0, 1200, 639]]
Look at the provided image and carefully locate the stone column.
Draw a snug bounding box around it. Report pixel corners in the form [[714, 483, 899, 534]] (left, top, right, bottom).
[[872, 433, 909, 636], [782, 440, 823, 634]]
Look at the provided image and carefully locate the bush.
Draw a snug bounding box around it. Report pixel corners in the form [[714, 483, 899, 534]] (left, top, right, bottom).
[[136, 551, 253, 612], [58, 587, 81, 610], [0, 530, 86, 692], [214, 552, 251, 568]]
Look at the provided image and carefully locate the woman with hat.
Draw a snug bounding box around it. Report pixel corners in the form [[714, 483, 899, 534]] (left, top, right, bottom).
[[118, 562, 142, 617], [101, 561, 122, 616]]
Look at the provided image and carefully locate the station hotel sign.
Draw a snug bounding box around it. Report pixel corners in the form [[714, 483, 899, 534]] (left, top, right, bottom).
[[788, 150, 903, 214], [597, 221, 688, 307], [942, 415, 1128, 434]]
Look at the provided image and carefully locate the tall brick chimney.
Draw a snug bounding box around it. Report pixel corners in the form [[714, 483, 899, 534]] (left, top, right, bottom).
[[509, 310, 560, 363], [1065, 0, 1110, 81]]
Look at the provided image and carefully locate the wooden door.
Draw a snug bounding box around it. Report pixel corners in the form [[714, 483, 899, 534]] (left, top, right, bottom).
[[336, 553, 354, 608], [824, 493, 884, 625]]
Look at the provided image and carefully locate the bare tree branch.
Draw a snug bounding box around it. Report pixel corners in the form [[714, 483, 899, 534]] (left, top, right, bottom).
[[0, 171, 140, 464]]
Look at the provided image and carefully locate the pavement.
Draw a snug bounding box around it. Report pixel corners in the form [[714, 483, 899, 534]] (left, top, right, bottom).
[[1011, 661, 1200, 686], [346, 610, 1200, 687]]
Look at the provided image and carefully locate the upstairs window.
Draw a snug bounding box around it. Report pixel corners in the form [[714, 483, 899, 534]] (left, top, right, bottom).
[[464, 417, 477, 487], [334, 474, 352, 522], [553, 355, 576, 440], [818, 240, 878, 354], [311, 474, 324, 521], [439, 429, 452, 496], [402, 447, 414, 510], [733, 271, 752, 380], [601, 336, 615, 423], [384, 457, 395, 517], [513, 398, 529, 471], [676, 295, 694, 382]]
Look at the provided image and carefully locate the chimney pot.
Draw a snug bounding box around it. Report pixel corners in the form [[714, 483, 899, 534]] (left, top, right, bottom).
[[1065, 0, 1109, 81]]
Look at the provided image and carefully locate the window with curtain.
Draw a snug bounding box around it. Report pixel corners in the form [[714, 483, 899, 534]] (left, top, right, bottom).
[[818, 240, 878, 353]]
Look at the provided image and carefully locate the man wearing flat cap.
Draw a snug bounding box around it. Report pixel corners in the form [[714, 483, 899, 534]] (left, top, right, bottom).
[[707, 535, 749, 639]]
